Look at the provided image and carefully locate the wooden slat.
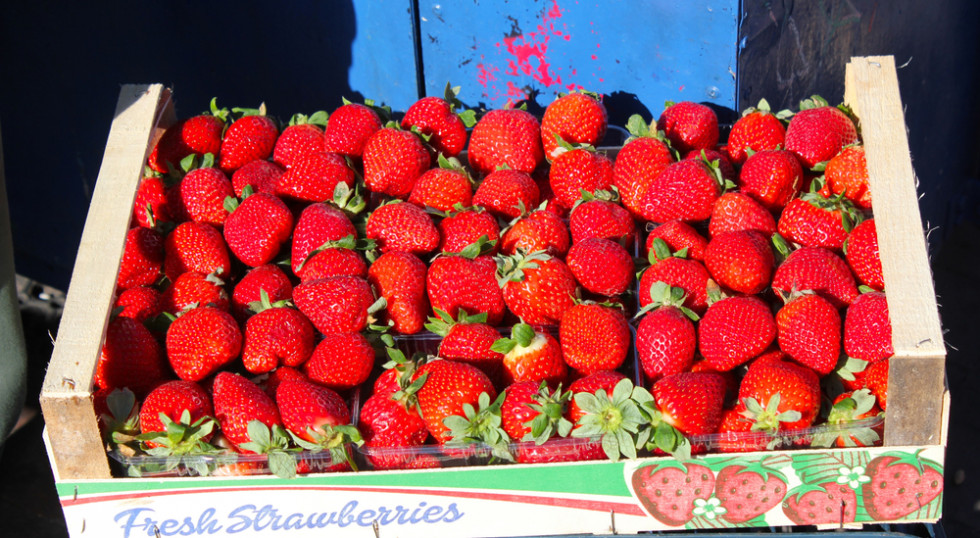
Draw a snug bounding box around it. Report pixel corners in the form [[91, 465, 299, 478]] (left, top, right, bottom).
[[844, 56, 946, 446], [40, 84, 172, 480]]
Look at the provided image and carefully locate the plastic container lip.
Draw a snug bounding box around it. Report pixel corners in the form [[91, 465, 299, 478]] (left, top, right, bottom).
[[108, 445, 353, 478]]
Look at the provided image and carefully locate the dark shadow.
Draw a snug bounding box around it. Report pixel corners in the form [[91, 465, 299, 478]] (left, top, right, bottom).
[[602, 91, 652, 130]]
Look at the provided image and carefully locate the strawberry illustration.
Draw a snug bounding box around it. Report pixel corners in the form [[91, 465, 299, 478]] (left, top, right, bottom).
[[292, 276, 378, 335], [540, 90, 607, 160], [559, 302, 630, 376], [498, 250, 578, 327], [862, 452, 944, 520], [272, 112, 327, 168], [231, 160, 283, 197], [704, 230, 774, 295], [492, 323, 567, 386], [657, 101, 719, 155], [211, 371, 282, 452], [163, 221, 231, 282], [401, 85, 475, 157], [322, 100, 385, 158], [845, 218, 884, 290], [784, 96, 858, 169], [631, 462, 716, 526], [548, 146, 615, 210], [737, 149, 803, 212], [645, 220, 708, 262], [699, 296, 776, 371], [568, 195, 636, 246], [218, 107, 279, 173], [166, 306, 242, 382], [472, 168, 540, 219], [241, 304, 315, 374], [825, 144, 872, 209], [362, 127, 431, 199], [612, 116, 674, 218], [148, 104, 226, 174], [117, 227, 164, 290], [708, 192, 777, 238], [844, 291, 893, 362], [467, 107, 543, 176], [783, 482, 858, 525], [408, 156, 473, 212], [365, 201, 440, 255], [726, 99, 788, 165], [713, 462, 788, 523], [367, 250, 429, 335], [275, 151, 355, 204], [500, 208, 571, 258]]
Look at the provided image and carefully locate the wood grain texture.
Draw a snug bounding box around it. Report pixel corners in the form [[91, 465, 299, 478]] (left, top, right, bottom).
[[845, 56, 946, 446], [40, 84, 172, 480]]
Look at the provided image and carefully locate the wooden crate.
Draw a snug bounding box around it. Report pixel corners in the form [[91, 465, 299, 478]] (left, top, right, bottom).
[[40, 57, 948, 537]]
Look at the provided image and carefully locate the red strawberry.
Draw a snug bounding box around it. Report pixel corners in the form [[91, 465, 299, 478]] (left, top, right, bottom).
[[862, 453, 943, 520], [500, 380, 571, 441], [845, 218, 883, 290], [865, 358, 889, 410], [631, 462, 716, 526], [148, 107, 226, 174], [776, 293, 840, 376], [230, 264, 293, 321], [699, 296, 776, 371], [362, 127, 431, 198], [438, 208, 501, 255], [737, 357, 821, 431], [714, 464, 788, 523], [737, 149, 803, 212], [777, 193, 859, 252], [272, 113, 327, 168], [844, 291, 893, 362], [368, 251, 429, 335], [303, 332, 375, 391], [708, 192, 776, 238], [492, 323, 567, 386], [467, 108, 543, 176], [132, 176, 174, 229], [95, 316, 169, 397], [612, 118, 674, 218], [636, 283, 699, 383], [500, 209, 570, 257], [211, 371, 282, 451], [638, 255, 710, 315], [414, 359, 497, 442], [569, 197, 636, 246], [772, 247, 859, 308], [783, 482, 858, 525], [259, 366, 308, 399], [408, 158, 473, 212], [716, 405, 769, 453], [726, 99, 788, 165], [218, 110, 279, 173], [427, 253, 506, 326], [177, 166, 235, 227], [513, 435, 606, 465], [114, 286, 162, 323], [223, 192, 294, 267], [653, 372, 726, 436], [815, 389, 882, 447], [275, 151, 355, 204], [401, 88, 473, 157], [785, 96, 858, 169], [635, 159, 723, 223], [117, 227, 164, 290], [160, 271, 229, 315], [704, 230, 774, 295], [138, 380, 214, 447], [242, 306, 315, 374], [365, 201, 440, 255], [548, 147, 614, 210], [657, 101, 719, 155], [290, 203, 357, 276], [540, 90, 607, 159], [231, 160, 284, 197], [323, 101, 384, 158], [292, 276, 377, 334], [498, 251, 578, 326], [166, 306, 242, 382], [297, 242, 368, 282], [428, 311, 505, 385], [566, 237, 633, 296], [646, 221, 708, 262], [358, 391, 429, 448], [559, 303, 630, 375], [472, 168, 540, 220], [163, 222, 231, 282], [825, 144, 872, 209]]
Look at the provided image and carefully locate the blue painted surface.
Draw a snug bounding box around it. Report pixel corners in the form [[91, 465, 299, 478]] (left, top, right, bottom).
[[418, 0, 739, 120], [349, 0, 421, 112]]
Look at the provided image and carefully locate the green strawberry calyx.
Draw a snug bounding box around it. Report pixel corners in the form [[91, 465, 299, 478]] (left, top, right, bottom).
[[742, 394, 802, 433], [490, 322, 538, 354], [635, 281, 699, 321], [570, 378, 646, 461], [632, 386, 693, 461], [442, 82, 478, 128], [444, 392, 514, 462], [425, 308, 489, 336], [237, 420, 298, 479], [494, 249, 549, 287], [287, 111, 329, 128], [287, 424, 364, 473], [136, 410, 220, 458], [522, 382, 574, 444]]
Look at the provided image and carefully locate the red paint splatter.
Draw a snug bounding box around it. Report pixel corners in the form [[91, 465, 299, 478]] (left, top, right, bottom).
[[596, 43, 601, 48], [679, 85, 686, 92], [590, 54, 597, 60], [564, 35, 571, 41], [598, 78, 604, 83]]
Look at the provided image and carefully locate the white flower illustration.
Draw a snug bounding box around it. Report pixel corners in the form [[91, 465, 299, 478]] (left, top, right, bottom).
[[692, 497, 727, 520], [836, 465, 871, 489]]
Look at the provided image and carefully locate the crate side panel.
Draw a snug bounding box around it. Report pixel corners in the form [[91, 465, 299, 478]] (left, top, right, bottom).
[[348, 0, 420, 112]]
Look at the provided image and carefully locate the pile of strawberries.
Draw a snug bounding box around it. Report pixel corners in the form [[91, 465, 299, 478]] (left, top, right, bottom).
[[96, 85, 892, 477]]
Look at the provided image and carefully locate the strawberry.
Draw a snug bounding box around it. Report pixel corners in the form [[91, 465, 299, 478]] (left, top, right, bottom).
[[635, 159, 723, 223], [498, 251, 578, 326], [708, 192, 776, 238], [631, 462, 716, 526], [467, 108, 544, 176], [653, 372, 726, 436], [569, 377, 648, 460], [612, 116, 675, 218], [218, 108, 279, 173], [862, 453, 943, 520], [160, 271, 229, 315], [726, 99, 788, 165], [492, 323, 567, 386], [272, 112, 327, 168], [241, 306, 315, 374], [512, 437, 606, 464], [715, 404, 770, 453], [231, 160, 284, 197], [148, 105, 226, 174], [117, 227, 164, 290], [714, 464, 788, 523], [500, 380, 572, 442], [275, 151, 355, 204], [211, 371, 282, 452], [699, 296, 776, 371], [777, 193, 860, 252], [166, 306, 242, 382], [737, 149, 803, 212], [292, 276, 378, 334], [737, 357, 821, 431], [303, 332, 376, 390], [297, 241, 368, 282], [222, 191, 293, 267], [472, 168, 541, 219], [657, 101, 719, 154], [812, 388, 882, 448], [427, 252, 506, 326], [865, 358, 889, 410], [565, 370, 627, 426], [177, 165, 235, 227], [638, 253, 710, 315], [113, 286, 162, 323], [776, 293, 840, 376], [844, 291, 893, 362], [132, 175, 174, 229], [500, 209, 570, 257], [163, 222, 231, 282], [635, 283, 699, 383], [771, 247, 859, 308], [322, 100, 385, 158], [566, 237, 633, 296], [95, 316, 169, 397], [358, 391, 428, 448], [704, 230, 774, 295], [401, 86, 474, 157], [408, 156, 473, 212], [438, 207, 501, 255], [367, 251, 429, 335], [230, 264, 293, 321], [362, 127, 431, 198], [540, 90, 607, 160], [365, 201, 440, 255], [685, 148, 736, 183], [645, 221, 708, 262], [825, 144, 872, 209], [138, 380, 214, 448], [290, 203, 357, 276], [559, 303, 630, 375], [784, 96, 858, 169], [428, 311, 505, 385], [414, 359, 497, 442], [568, 196, 636, 246], [260, 366, 308, 399], [783, 482, 858, 525], [548, 147, 615, 210], [845, 218, 883, 290]]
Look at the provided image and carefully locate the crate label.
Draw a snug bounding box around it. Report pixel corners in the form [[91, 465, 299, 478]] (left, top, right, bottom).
[[57, 445, 943, 537]]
